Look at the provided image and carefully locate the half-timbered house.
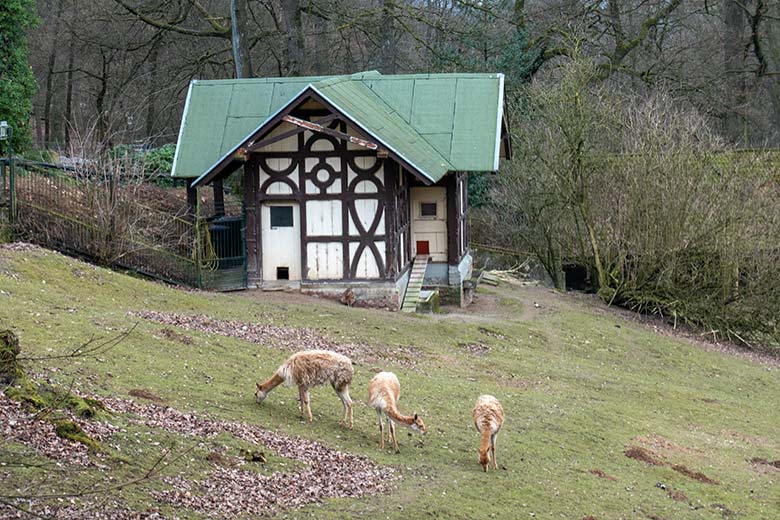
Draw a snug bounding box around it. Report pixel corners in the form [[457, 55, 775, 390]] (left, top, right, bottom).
[[172, 71, 510, 310]]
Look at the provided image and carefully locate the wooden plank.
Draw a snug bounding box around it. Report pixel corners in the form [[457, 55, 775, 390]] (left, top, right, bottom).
[[281, 115, 381, 151]]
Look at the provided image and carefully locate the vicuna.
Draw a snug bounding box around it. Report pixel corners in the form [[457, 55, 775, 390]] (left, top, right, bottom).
[[472, 394, 504, 472], [255, 350, 354, 428], [367, 371, 426, 452]]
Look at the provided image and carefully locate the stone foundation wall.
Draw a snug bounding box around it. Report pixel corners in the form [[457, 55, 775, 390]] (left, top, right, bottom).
[[300, 281, 402, 310]]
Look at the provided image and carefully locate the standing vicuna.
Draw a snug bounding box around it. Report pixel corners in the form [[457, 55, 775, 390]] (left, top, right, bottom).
[[255, 350, 354, 428], [367, 371, 427, 452], [472, 395, 504, 472]]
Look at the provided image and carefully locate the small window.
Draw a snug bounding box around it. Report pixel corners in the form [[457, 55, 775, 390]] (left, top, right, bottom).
[[420, 202, 437, 217], [270, 206, 293, 228], [276, 267, 289, 280]]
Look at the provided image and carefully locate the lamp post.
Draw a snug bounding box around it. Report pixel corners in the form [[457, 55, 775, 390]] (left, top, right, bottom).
[[0, 121, 15, 224]]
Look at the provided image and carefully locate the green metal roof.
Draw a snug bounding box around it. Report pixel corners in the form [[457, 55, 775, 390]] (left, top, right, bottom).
[[172, 71, 506, 183]]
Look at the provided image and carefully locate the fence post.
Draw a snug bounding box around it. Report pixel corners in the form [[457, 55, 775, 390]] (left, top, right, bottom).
[[194, 187, 203, 289], [241, 202, 247, 287], [8, 156, 16, 226]]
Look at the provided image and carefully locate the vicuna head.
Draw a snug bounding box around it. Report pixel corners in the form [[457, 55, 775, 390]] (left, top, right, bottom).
[[255, 383, 268, 404], [410, 413, 427, 434], [478, 448, 490, 472]]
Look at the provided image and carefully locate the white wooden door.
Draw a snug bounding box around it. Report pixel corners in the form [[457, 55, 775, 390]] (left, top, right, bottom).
[[261, 202, 301, 281], [410, 187, 447, 262]]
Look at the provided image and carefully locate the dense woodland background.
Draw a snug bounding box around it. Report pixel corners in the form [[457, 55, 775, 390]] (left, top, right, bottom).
[[21, 0, 780, 149]]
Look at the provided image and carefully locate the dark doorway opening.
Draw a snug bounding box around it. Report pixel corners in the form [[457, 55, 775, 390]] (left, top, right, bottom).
[[276, 267, 290, 280]]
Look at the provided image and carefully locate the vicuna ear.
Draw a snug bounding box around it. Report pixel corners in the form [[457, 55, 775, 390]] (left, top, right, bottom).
[[413, 413, 418, 421], [256, 383, 262, 390]]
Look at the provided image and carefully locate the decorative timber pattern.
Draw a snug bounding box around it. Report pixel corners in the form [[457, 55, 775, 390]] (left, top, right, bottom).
[[245, 102, 397, 284]]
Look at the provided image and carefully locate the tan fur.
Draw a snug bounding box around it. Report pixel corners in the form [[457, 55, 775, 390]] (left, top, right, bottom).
[[367, 371, 426, 452], [255, 350, 353, 428], [340, 288, 356, 307], [472, 395, 504, 472]]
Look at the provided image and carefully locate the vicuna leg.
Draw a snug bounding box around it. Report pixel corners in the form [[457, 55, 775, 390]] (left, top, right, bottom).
[[297, 386, 305, 417], [337, 386, 353, 429], [491, 433, 498, 469], [376, 410, 385, 449], [302, 388, 312, 422], [389, 419, 399, 453]]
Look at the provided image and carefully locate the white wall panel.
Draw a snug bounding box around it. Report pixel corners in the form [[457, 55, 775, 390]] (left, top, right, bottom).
[[266, 181, 293, 195], [349, 200, 384, 235], [262, 123, 298, 152], [306, 200, 342, 236], [311, 137, 335, 151], [306, 242, 343, 279], [349, 242, 383, 278], [353, 180, 377, 193]]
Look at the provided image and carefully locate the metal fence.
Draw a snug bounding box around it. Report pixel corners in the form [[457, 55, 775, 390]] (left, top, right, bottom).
[[1, 157, 246, 291]]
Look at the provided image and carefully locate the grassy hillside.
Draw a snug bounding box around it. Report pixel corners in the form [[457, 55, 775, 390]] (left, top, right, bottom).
[[1, 245, 779, 519]]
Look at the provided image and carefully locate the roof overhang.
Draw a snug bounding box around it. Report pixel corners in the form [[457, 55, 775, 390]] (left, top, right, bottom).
[[190, 85, 440, 188]]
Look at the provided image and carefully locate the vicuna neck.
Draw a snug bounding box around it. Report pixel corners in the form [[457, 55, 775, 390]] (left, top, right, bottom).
[[385, 403, 414, 426], [479, 427, 491, 455], [260, 372, 284, 392]]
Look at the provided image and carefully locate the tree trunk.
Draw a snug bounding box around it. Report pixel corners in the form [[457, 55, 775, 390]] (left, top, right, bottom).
[[96, 53, 110, 147], [230, 0, 253, 78], [723, 0, 747, 144], [43, 0, 66, 147], [379, 0, 396, 73], [313, 14, 327, 75], [64, 31, 76, 149], [145, 36, 161, 145], [280, 0, 305, 75]]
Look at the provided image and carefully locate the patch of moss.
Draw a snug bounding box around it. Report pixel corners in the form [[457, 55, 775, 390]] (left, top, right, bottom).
[[0, 329, 21, 385], [38, 384, 106, 418], [54, 419, 101, 451]]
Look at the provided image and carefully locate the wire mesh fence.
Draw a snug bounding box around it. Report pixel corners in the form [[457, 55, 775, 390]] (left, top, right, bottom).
[[4, 158, 246, 291]]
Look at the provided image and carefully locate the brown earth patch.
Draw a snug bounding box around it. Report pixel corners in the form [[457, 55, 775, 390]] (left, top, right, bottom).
[[668, 490, 688, 502], [624, 446, 665, 466], [749, 457, 780, 469], [634, 434, 697, 454], [128, 388, 166, 404], [478, 327, 506, 340], [130, 310, 420, 369], [720, 430, 771, 447], [670, 464, 718, 484], [102, 397, 395, 518], [206, 450, 240, 468], [159, 328, 193, 345], [583, 516, 598, 520], [459, 342, 491, 355], [587, 468, 617, 481], [0, 391, 396, 519], [624, 445, 717, 484]]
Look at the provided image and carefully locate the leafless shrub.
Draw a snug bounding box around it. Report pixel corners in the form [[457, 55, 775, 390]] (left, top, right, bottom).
[[482, 58, 780, 348]]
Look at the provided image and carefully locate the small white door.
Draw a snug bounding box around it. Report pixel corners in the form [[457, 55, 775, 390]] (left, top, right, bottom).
[[261, 202, 301, 281], [410, 187, 447, 261]]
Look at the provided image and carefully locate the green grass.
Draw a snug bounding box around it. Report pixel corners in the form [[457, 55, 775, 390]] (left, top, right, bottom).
[[1, 246, 779, 519]]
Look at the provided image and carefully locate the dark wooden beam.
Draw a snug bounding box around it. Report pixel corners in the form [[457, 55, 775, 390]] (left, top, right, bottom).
[[247, 114, 342, 152], [281, 115, 382, 151], [213, 179, 225, 216]]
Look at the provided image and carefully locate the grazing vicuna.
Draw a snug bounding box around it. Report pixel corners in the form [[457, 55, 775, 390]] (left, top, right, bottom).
[[472, 395, 504, 472], [255, 350, 354, 428], [367, 371, 426, 452]]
